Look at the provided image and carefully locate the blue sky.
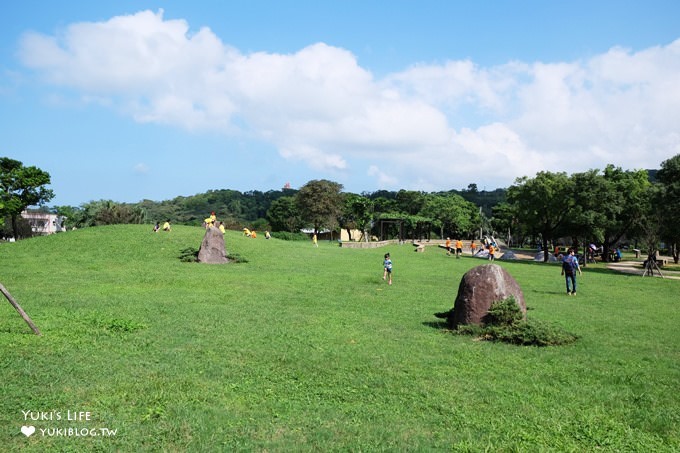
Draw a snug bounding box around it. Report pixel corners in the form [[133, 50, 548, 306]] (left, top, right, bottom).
[[2, 1, 679, 206]]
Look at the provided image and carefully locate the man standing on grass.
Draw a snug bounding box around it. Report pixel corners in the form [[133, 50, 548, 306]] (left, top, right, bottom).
[[561, 248, 582, 295]]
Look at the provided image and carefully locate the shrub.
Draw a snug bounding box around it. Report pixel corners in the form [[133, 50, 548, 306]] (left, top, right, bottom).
[[178, 247, 199, 262], [456, 297, 578, 347], [270, 231, 309, 241], [484, 320, 578, 346], [483, 296, 524, 326], [226, 253, 248, 263]]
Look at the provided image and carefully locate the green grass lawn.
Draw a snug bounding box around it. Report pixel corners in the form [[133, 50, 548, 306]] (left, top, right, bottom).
[[1, 225, 678, 451]]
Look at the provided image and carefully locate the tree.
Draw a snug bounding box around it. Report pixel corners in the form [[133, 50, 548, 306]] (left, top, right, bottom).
[[295, 180, 344, 234], [266, 196, 303, 233], [341, 194, 374, 241], [491, 201, 525, 247], [638, 184, 663, 264], [395, 190, 427, 215], [566, 169, 605, 251], [506, 172, 575, 262], [420, 193, 479, 239], [0, 157, 54, 239], [73, 200, 146, 227], [566, 168, 649, 262], [369, 196, 397, 218], [588, 166, 650, 261], [656, 153, 680, 263]]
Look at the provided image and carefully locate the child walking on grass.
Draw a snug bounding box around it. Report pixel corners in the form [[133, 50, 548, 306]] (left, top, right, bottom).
[[383, 253, 393, 285]]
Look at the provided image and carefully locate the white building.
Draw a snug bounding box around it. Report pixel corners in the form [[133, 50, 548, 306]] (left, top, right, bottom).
[[20, 211, 66, 235]]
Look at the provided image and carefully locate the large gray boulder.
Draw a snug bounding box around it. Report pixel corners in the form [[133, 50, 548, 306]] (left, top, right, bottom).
[[197, 227, 228, 264], [439, 264, 526, 327]]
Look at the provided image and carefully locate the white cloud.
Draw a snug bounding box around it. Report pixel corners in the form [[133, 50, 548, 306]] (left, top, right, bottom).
[[367, 165, 398, 188], [17, 10, 680, 190], [133, 163, 149, 174], [506, 42, 680, 170]]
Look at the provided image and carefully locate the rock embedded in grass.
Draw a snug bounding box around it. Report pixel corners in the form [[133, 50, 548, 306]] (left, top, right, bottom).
[[439, 264, 526, 327], [197, 226, 229, 264]]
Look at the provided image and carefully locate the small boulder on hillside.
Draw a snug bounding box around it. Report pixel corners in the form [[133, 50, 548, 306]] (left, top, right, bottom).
[[435, 264, 526, 327], [197, 227, 228, 264]]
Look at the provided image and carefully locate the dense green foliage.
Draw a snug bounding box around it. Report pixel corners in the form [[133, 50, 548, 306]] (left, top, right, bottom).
[[138, 188, 299, 228], [341, 194, 374, 241], [484, 296, 525, 326], [457, 184, 507, 217], [503, 165, 656, 262], [295, 179, 344, 234], [0, 157, 54, 238], [421, 192, 481, 239], [1, 226, 678, 451], [506, 171, 575, 261], [577, 166, 650, 260], [77, 200, 147, 227], [657, 155, 680, 263], [265, 196, 303, 233]]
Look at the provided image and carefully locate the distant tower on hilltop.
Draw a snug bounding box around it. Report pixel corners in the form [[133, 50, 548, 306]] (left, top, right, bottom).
[[283, 182, 292, 189]]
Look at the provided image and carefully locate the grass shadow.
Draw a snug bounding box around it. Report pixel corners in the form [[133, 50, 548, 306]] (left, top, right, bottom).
[[422, 320, 452, 331]]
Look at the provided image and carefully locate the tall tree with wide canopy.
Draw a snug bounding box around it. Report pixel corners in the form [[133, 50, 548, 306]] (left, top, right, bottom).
[[506, 171, 575, 262], [588, 165, 651, 262], [656, 153, 680, 263], [0, 157, 54, 239], [295, 179, 344, 234], [563, 166, 651, 262]]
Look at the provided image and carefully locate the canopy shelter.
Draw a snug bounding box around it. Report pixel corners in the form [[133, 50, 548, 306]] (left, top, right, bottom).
[[379, 218, 404, 242]]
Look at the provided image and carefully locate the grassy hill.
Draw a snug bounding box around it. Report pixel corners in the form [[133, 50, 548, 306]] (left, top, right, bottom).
[[1, 225, 678, 451]]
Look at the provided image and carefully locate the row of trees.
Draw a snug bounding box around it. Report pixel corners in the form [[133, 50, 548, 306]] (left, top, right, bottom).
[[269, 179, 483, 242], [491, 157, 680, 263], [129, 184, 503, 235], [3, 154, 679, 264]]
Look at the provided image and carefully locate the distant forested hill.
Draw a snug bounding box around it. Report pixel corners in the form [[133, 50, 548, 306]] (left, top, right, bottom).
[[135, 188, 298, 227], [133, 185, 506, 227]]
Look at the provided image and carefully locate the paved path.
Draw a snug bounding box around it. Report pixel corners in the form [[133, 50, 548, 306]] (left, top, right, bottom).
[[504, 249, 679, 280], [605, 261, 680, 280]]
